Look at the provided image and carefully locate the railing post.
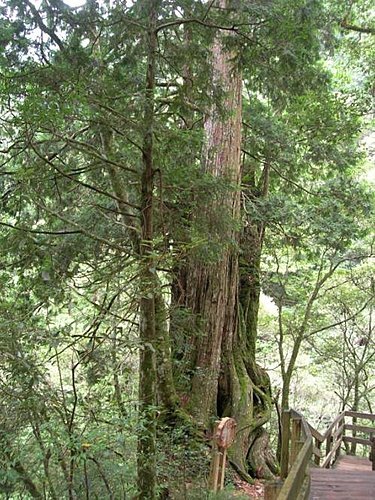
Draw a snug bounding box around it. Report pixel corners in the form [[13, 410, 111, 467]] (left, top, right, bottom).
[[335, 415, 344, 462], [300, 471, 311, 500], [264, 479, 283, 500], [315, 438, 322, 466], [325, 431, 332, 463], [290, 417, 302, 466], [351, 412, 357, 455], [370, 434, 375, 472], [280, 410, 291, 480]]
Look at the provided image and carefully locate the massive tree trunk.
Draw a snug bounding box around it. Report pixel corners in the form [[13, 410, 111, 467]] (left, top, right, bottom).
[[171, 1, 274, 481], [185, 25, 242, 423], [225, 218, 274, 479]]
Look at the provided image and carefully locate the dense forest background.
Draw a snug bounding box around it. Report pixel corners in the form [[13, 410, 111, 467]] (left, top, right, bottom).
[[0, 0, 374, 498]]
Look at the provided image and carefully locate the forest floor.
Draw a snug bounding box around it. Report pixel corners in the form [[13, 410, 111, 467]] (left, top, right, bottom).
[[233, 476, 265, 498]]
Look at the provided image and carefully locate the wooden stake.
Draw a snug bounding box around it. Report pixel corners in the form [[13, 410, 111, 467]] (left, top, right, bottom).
[[218, 447, 227, 490], [209, 440, 221, 492], [208, 418, 236, 492]]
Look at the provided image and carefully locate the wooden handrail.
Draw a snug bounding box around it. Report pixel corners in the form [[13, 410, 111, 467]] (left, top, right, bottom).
[[278, 438, 312, 500], [322, 411, 346, 441], [342, 411, 375, 451], [345, 411, 375, 421], [345, 423, 375, 434], [267, 409, 375, 500], [269, 410, 312, 500]]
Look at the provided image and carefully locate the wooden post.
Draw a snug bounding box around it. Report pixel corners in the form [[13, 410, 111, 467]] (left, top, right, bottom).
[[218, 448, 227, 490], [370, 434, 375, 472], [209, 424, 221, 493], [315, 438, 321, 466], [264, 479, 283, 500], [325, 431, 332, 459], [335, 416, 344, 462], [297, 439, 304, 456], [351, 413, 357, 455], [209, 418, 236, 492], [301, 472, 311, 500], [280, 410, 291, 480], [290, 418, 302, 466]]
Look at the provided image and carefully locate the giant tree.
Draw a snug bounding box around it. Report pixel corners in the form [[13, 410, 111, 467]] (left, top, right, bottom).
[[0, 0, 373, 496]]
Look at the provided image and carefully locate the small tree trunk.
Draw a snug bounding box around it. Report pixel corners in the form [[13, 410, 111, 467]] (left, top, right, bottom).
[[155, 292, 179, 413], [350, 379, 360, 455], [281, 374, 292, 413], [137, 2, 159, 498]]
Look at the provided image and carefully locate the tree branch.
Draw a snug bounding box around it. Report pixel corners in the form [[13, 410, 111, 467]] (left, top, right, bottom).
[[307, 298, 373, 338], [156, 17, 264, 34], [0, 220, 81, 236], [340, 19, 375, 35], [24, 0, 65, 50]]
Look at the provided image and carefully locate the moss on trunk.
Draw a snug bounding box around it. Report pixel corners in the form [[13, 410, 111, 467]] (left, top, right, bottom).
[[168, 0, 276, 483]]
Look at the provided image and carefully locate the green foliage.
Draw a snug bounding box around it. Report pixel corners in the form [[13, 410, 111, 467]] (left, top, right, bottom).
[[0, 0, 373, 496]]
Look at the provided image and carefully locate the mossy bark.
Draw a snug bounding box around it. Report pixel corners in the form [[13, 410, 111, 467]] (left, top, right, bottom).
[[182, 11, 242, 424], [220, 275, 274, 481], [170, 2, 275, 481], [137, 2, 159, 497], [155, 292, 179, 414]]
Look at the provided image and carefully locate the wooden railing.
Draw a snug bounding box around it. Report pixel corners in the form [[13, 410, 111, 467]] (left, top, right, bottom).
[[265, 409, 375, 500], [343, 411, 375, 454]]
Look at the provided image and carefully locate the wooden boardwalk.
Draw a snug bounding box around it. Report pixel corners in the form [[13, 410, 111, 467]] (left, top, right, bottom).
[[309, 455, 375, 499]]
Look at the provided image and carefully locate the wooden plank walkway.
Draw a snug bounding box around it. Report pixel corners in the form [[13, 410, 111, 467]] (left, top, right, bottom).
[[310, 455, 375, 499]]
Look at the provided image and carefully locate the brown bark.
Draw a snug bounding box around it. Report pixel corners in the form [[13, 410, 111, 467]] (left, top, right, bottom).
[[185, 17, 242, 423], [247, 428, 279, 479], [168, 1, 274, 482], [169, 1, 275, 481]]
